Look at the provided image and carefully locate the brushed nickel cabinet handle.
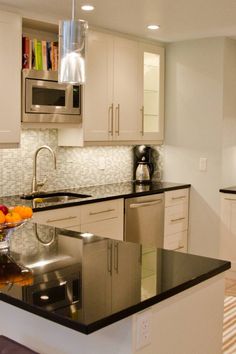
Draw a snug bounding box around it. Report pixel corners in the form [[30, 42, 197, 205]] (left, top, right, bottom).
[[46, 215, 77, 223], [170, 217, 185, 223], [115, 104, 120, 135], [224, 198, 236, 201], [108, 103, 114, 135], [171, 196, 186, 200], [107, 241, 113, 275], [89, 208, 115, 216], [114, 241, 119, 273], [140, 106, 144, 135]]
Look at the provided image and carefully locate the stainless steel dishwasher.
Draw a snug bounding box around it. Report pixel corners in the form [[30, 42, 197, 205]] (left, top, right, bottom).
[[124, 193, 164, 247]]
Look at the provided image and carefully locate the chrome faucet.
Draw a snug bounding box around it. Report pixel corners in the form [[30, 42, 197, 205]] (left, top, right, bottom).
[[32, 145, 57, 194]]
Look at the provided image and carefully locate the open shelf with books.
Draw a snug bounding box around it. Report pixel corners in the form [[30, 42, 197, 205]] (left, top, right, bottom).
[[22, 18, 58, 71]]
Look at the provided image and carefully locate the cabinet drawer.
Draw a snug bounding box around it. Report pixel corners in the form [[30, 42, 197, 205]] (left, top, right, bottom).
[[164, 230, 188, 252], [81, 199, 124, 224], [81, 218, 123, 240], [33, 206, 81, 229], [164, 203, 188, 235], [165, 188, 189, 207]]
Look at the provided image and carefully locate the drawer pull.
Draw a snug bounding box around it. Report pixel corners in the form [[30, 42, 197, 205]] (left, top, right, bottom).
[[171, 196, 186, 200], [170, 217, 185, 223], [46, 215, 77, 223], [89, 208, 115, 216], [224, 198, 236, 201], [130, 199, 162, 208]]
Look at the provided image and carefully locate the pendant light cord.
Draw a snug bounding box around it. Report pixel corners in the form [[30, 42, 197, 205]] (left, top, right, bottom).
[[72, 0, 76, 20]]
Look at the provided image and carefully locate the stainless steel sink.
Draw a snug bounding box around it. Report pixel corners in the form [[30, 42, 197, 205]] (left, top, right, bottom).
[[33, 195, 85, 203], [21, 192, 91, 203]]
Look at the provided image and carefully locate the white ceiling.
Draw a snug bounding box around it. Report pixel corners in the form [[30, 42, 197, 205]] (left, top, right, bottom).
[[0, 0, 236, 42]]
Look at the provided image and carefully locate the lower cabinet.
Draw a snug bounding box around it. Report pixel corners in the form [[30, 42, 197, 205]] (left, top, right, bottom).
[[80, 199, 124, 240], [220, 193, 236, 270], [32, 190, 190, 250], [33, 199, 124, 241], [164, 188, 189, 252], [80, 239, 141, 323], [32, 205, 81, 231]]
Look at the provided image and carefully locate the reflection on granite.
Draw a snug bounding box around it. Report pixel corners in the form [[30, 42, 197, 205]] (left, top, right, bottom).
[[0, 222, 230, 334], [1, 181, 191, 212]]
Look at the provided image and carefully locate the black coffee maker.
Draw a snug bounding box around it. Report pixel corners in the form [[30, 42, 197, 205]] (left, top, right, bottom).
[[133, 145, 155, 183]]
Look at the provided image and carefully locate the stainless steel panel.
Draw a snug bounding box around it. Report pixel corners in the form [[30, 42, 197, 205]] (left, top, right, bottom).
[[125, 193, 164, 247]]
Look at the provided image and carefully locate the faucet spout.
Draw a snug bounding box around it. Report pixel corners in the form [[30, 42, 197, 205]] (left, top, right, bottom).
[[32, 145, 57, 194]]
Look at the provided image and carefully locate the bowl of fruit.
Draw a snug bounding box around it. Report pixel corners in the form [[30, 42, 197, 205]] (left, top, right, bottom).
[[0, 204, 33, 250]]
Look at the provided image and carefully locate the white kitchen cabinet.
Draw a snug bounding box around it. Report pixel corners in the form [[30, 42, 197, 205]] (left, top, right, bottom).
[[32, 205, 81, 231], [84, 32, 140, 142], [80, 238, 141, 323], [80, 199, 124, 240], [33, 199, 124, 240], [0, 10, 21, 147], [83, 31, 114, 141], [139, 43, 165, 141], [112, 36, 140, 141], [220, 193, 236, 271], [164, 188, 189, 252], [58, 30, 165, 146]]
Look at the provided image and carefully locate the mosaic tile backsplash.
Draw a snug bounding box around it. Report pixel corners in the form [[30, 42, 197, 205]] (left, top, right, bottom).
[[0, 129, 163, 197]]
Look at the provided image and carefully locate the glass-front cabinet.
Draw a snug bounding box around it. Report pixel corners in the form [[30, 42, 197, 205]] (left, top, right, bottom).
[[139, 43, 165, 142]]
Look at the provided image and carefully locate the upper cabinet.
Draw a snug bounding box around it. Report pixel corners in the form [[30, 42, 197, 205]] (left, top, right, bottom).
[[58, 31, 165, 146], [0, 11, 21, 148], [82, 31, 113, 141], [83, 31, 140, 142], [139, 43, 165, 141]]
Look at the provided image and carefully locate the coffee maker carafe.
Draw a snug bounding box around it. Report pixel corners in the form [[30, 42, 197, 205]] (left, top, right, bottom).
[[135, 158, 150, 183], [133, 145, 154, 183]]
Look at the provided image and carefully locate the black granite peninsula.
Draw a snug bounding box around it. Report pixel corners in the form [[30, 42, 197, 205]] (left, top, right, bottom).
[[0, 222, 230, 337]]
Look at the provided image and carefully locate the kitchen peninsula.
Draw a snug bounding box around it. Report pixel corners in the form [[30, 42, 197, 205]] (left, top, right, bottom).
[[0, 222, 230, 354]]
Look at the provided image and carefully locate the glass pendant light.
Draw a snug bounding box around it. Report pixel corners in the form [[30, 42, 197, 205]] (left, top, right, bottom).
[[58, 0, 88, 84]]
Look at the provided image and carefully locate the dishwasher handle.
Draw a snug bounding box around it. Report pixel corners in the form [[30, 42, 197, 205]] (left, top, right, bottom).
[[129, 199, 163, 209]]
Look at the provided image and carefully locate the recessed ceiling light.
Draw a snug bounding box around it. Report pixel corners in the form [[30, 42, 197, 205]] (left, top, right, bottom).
[[81, 4, 95, 11], [147, 24, 160, 30]]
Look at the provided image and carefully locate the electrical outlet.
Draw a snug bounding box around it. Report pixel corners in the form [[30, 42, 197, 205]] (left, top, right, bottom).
[[199, 157, 207, 172], [136, 310, 152, 350]]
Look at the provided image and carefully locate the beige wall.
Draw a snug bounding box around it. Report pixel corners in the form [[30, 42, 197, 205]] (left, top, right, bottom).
[[164, 37, 225, 258]]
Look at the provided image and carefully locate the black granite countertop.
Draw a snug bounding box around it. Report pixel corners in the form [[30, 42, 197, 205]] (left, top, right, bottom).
[[1, 181, 191, 212], [220, 186, 236, 194], [0, 222, 230, 334]]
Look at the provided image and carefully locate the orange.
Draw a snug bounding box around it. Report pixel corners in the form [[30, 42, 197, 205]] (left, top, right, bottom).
[[0, 210, 6, 223], [5, 211, 22, 224], [12, 205, 33, 219]]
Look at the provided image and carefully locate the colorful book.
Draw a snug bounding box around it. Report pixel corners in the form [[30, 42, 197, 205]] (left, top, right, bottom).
[[53, 42, 58, 71], [46, 41, 52, 70], [42, 40, 47, 71], [33, 39, 38, 69], [22, 36, 30, 69], [36, 40, 43, 70]]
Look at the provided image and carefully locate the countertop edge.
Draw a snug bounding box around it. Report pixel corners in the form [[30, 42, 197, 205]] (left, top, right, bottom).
[[220, 188, 236, 194], [32, 183, 191, 213]]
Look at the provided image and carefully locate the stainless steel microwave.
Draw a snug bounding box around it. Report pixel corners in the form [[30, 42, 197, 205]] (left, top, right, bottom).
[[22, 69, 82, 123]]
